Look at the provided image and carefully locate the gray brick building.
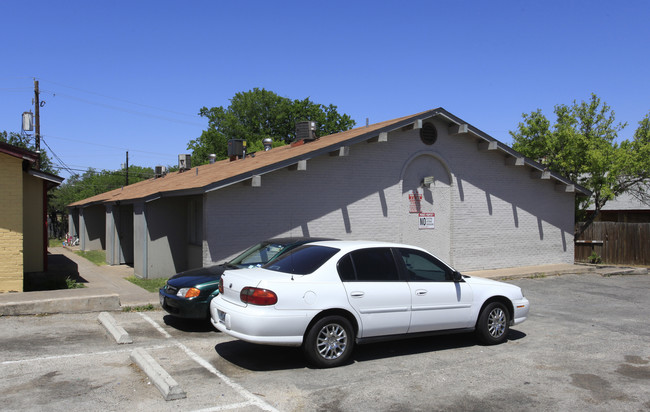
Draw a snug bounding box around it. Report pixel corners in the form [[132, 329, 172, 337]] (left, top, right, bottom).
[[69, 108, 589, 278]]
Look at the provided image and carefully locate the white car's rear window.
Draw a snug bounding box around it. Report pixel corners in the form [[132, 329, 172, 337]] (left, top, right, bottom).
[[263, 245, 339, 275]]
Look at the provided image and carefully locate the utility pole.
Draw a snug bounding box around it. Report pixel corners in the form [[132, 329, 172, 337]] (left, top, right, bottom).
[[34, 79, 41, 170], [125, 151, 129, 186]]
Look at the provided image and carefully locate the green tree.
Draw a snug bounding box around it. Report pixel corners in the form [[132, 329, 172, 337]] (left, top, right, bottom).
[[615, 113, 650, 206], [187, 88, 356, 164], [1, 130, 55, 173], [50, 165, 154, 213], [510, 94, 650, 235]]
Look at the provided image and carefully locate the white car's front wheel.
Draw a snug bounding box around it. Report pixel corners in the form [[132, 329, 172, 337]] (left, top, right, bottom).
[[303, 315, 355, 368], [476, 302, 510, 345]]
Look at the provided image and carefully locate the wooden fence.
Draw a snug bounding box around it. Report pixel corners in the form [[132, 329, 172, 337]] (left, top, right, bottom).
[[575, 222, 650, 265]]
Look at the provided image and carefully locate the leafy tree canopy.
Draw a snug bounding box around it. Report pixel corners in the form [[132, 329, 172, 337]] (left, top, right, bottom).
[[1, 130, 55, 174], [187, 88, 356, 164], [510, 94, 650, 235], [50, 165, 154, 212]]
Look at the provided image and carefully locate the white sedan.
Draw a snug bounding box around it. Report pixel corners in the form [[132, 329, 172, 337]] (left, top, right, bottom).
[[210, 240, 529, 368]]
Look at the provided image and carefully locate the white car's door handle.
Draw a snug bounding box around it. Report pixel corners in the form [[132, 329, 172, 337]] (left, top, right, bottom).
[[350, 291, 364, 298], [415, 290, 427, 296]]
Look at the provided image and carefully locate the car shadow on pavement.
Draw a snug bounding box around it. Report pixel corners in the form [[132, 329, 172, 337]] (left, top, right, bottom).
[[215, 341, 306, 371], [354, 328, 526, 363], [162, 315, 216, 333], [352, 333, 477, 363], [507, 329, 526, 341], [215, 329, 527, 371]]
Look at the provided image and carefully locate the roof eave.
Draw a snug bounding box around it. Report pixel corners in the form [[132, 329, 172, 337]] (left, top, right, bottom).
[[68, 107, 591, 205]]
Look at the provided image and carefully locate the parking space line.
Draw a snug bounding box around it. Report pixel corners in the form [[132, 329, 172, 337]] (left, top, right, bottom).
[[190, 401, 260, 412], [1, 344, 173, 366], [138, 313, 280, 412], [138, 311, 173, 338]]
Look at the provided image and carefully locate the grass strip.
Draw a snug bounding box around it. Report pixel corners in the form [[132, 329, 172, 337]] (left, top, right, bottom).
[[126, 276, 168, 292]]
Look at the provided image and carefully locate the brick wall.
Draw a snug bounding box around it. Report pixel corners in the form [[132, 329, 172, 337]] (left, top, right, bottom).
[[0, 154, 24, 292], [203, 119, 576, 271], [446, 133, 575, 270]]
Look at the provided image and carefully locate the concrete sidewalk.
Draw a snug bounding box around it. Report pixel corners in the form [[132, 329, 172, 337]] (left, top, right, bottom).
[[0, 248, 646, 316], [465, 262, 646, 279], [0, 247, 158, 316]]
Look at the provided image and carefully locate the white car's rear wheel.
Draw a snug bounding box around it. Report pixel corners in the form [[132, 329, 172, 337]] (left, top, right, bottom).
[[303, 315, 355, 368]]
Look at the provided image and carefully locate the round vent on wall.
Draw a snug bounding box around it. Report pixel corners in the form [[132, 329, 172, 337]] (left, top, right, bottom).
[[420, 122, 438, 145]]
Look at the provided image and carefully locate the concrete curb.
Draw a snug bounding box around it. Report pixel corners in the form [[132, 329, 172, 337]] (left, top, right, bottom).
[[98, 311, 133, 344], [491, 265, 648, 280], [597, 267, 649, 276], [0, 293, 121, 316], [495, 268, 595, 280], [130, 347, 186, 401]]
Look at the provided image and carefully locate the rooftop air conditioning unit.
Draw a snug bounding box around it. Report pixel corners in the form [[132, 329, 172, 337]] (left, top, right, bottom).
[[178, 154, 191, 171], [295, 121, 317, 141], [154, 165, 167, 178], [227, 139, 246, 159]]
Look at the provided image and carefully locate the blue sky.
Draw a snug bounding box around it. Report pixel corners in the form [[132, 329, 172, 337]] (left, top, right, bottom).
[[1, 1, 648, 179]]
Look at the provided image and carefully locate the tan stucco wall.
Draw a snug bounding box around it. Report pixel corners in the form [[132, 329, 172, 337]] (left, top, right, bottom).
[[23, 174, 44, 273], [0, 153, 24, 292]]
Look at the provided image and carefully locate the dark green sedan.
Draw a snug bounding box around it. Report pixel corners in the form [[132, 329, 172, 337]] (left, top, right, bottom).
[[159, 237, 330, 319]]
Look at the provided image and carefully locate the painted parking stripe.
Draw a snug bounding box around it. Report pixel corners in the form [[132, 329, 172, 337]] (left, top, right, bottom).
[[138, 313, 279, 412], [1, 344, 172, 365], [138, 311, 172, 338], [191, 401, 259, 412]]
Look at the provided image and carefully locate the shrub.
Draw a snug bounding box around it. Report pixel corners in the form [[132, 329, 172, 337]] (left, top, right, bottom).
[[588, 251, 603, 264]]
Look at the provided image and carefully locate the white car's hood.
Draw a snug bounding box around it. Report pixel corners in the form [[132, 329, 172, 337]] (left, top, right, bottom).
[[463, 275, 524, 299], [463, 275, 513, 287]]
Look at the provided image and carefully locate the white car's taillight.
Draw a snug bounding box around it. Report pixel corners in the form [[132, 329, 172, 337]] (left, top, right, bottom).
[[240, 287, 278, 305]]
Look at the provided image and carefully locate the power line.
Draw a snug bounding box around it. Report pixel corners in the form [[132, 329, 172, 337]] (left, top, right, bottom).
[[49, 165, 156, 178], [42, 133, 181, 157], [36, 78, 206, 127], [39, 78, 202, 119], [41, 136, 75, 176], [0, 88, 32, 92], [44, 92, 205, 127]]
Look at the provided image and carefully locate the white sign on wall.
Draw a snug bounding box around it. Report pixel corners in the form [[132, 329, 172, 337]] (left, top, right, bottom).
[[418, 212, 435, 229]]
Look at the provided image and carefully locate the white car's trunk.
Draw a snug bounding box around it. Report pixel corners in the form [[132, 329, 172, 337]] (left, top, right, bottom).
[[219, 268, 290, 306]]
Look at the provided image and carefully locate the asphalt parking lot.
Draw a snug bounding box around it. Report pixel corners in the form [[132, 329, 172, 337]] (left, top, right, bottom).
[[1, 272, 649, 412]]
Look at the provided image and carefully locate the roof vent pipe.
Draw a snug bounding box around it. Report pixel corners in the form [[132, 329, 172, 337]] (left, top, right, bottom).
[[209, 154, 216, 164], [263, 138, 273, 151]]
